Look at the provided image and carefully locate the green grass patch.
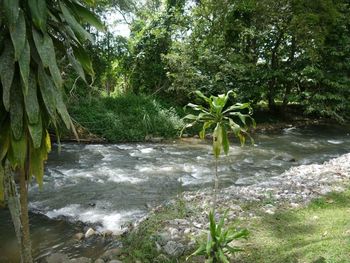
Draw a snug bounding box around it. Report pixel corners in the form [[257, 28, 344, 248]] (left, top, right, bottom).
[[68, 93, 184, 142], [237, 190, 350, 263]]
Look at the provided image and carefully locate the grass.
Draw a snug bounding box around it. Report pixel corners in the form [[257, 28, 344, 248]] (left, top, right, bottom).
[[117, 189, 350, 263], [236, 190, 350, 263], [67, 93, 184, 142]]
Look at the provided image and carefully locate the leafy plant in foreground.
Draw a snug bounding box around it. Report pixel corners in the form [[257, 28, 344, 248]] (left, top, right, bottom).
[[181, 90, 254, 262], [0, 0, 103, 261], [187, 211, 249, 263], [181, 90, 255, 210]]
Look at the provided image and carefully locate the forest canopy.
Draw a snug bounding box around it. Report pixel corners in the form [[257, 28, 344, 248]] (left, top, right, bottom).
[[88, 0, 349, 122]]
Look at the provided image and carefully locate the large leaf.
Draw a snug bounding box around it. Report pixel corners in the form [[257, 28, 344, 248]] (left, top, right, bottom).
[[71, 2, 105, 31], [213, 123, 223, 158], [28, 116, 42, 149], [73, 45, 94, 76], [222, 126, 229, 155], [60, 2, 93, 42], [9, 79, 23, 140], [67, 52, 86, 82], [24, 71, 40, 124], [28, 0, 47, 31], [55, 88, 72, 129], [10, 10, 26, 60], [19, 40, 30, 93], [0, 122, 10, 161], [2, 0, 19, 28], [9, 134, 27, 169], [32, 29, 63, 88], [0, 40, 15, 111], [37, 66, 57, 119]]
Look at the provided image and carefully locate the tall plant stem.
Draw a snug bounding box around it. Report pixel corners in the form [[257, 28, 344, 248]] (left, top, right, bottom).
[[212, 157, 219, 214], [19, 167, 33, 263], [4, 162, 33, 263]]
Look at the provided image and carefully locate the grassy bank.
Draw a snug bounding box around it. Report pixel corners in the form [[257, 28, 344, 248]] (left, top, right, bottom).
[[67, 93, 184, 142], [117, 189, 350, 263], [238, 190, 350, 263]]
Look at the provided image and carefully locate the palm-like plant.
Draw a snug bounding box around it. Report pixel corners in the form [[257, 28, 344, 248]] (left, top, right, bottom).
[[181, 90, 255, 211], [0, 1, 103, 262]]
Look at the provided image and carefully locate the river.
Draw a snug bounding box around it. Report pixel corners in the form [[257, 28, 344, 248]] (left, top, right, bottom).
[[0, 124, 349, 262]]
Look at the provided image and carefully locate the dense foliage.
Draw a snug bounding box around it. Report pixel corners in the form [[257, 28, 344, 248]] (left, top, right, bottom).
[[69, 93, 183, 141], [0, 0, 101, 261], [92, 0, 349, 122]]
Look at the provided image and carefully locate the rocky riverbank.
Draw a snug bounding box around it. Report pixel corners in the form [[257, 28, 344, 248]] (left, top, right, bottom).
[[126, 153, 350, 261], [42, 153, 350, 262]]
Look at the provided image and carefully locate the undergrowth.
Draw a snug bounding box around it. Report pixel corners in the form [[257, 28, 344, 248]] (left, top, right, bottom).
[[68, 93, 184, 142]]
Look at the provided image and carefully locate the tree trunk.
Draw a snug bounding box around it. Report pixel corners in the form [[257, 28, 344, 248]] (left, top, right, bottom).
[[4, 162, 33, 263]]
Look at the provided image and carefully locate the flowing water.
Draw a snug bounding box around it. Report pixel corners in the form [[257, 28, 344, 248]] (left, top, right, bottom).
[[0, 125, 350, 261]]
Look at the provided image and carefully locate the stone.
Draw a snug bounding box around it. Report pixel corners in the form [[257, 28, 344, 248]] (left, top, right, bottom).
[[85, 228, 96, 238], [109, 260, 123, 263], [157, 232, 171, 246], [184, 228, 191, 234], [102, 230, 114, 237], [94, 260, 104, 263], [163, 241, 185, 257], [101, 248, 122, 261], [45, 253, 70, 263], [73, 232, 85, 241]]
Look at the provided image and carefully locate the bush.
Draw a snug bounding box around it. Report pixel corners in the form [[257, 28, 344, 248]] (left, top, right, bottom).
[[68, 93, 184, 142]]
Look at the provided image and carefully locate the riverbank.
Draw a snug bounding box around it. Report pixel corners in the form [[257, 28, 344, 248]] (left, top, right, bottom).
[[115, 153, 350, 262]]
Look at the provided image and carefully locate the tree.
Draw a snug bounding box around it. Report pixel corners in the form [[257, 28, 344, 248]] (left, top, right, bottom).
[[0, 1, 103, 261]]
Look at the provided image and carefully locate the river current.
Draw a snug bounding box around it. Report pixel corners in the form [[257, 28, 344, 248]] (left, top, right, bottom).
[[0, 125, 349, 261]]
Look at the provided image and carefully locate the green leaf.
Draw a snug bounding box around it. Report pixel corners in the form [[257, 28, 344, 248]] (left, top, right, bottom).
[[24, 71, 40, 124], [37, 66, 57, 119], [28, 0, 47, 31], [186, 243, 206, 261], [2, 0, 19, 28], [199, 121, 213, 139], [209, 210, 217, 241], [28, 115, 42, 148], [0, 122, 10, 161], [10, 10, 26, 60], [9, 134, 27, 169], [9, 79, 23, 140], [73, 45, 94, 76], [68, 52, 86, 82], [222, 126, 229, 155], [213, 123, 223, 158], [60, 2, 93, 42], [19, 40, 30, 93], [32, 28, 63, 88], [0, 40, 15, 111], [71, 2, 105, 31], [55, 88, 72, 129], [218, 248, 229, 263], [195, 90, 212, 105]]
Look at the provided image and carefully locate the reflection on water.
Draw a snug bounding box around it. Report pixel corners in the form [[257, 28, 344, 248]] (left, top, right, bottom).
[[0, 124, 349, 260]]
